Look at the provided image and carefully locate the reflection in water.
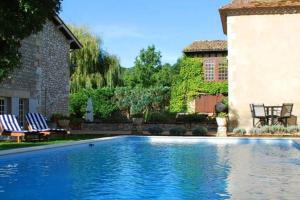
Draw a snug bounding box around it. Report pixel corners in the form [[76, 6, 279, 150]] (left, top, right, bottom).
[[226, 143, 300, 199], [0, 137, 300, 200]]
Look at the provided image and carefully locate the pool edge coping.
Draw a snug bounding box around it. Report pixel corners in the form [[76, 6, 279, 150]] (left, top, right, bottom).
[[0, 135, 127, 156], [1, 135, 300, 156]]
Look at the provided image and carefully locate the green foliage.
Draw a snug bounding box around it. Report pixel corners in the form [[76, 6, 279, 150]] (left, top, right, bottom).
[[69, 90, 89, 118], [145, 112, 177, 123], [0, 0, 62, 81], [69, 88, 117, 119], [170, 56, 203, 112], [169, 127, 186, 136], [152, 63, 174, 87], [147, 126, 164, 135], [69, 25, 122, 92], [221, 96, 229, 108], [114, 86, 170, 116], [92, 88, 118, 119], [176, 113, 208, 123], [217, 112, 228, 118], [123, 45, 165, 88], [170, 56, 228, 112], [201, 82, 228, 95], [192, 126, 208, 136]]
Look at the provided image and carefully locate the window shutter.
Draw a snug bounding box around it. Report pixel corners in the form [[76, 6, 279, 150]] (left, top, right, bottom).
[[29, 99, 38, 113], [11, 97, 19, 117]]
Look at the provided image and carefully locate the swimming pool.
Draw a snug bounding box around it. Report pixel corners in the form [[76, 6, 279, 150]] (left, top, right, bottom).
[[1, 136, 300, 200]]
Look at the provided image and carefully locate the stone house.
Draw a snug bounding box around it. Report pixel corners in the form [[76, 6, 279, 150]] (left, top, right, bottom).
[[183, 40, 228, 113], [0, 16, 82, 125], [220, 0, 300, 128]]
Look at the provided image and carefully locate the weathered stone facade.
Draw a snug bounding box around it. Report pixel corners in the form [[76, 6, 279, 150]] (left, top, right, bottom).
[[0, 19, 81, 119]]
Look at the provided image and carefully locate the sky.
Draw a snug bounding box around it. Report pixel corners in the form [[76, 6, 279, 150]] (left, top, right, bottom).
[[61, 0, 230, 68]]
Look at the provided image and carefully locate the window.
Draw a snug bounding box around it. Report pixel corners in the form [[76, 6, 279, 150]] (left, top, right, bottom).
[[218, 60, 228, 81], [0, 97, 8, 115], [19, 99, 29, 127], [204, 59, 215, 81]]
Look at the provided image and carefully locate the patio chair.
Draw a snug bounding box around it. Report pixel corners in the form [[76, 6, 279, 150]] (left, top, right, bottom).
[[278, 103, 293, 127], [0, 114, 41, 143], [250, 104, 268, 127], [25, 113, 68, 136]]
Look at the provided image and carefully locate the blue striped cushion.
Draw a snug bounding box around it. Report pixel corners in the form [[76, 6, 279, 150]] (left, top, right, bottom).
[[26, 113, 49, 130], [0, 114, 22, 132]]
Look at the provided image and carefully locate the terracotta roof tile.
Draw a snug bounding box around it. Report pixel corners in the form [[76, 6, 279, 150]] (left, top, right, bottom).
[[222, 0, 300, 10], [183, 40, 227, 53], [220, 0, 300, 34]]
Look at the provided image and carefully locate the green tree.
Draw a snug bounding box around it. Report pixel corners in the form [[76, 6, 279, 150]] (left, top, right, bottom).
[[124, 45, 162, 87], [69, 25, 123, 92], [152, 63, 174, 87], [0, 0, 62, 81], [69, 88, 117, 119], [114, 86, 170, 116]]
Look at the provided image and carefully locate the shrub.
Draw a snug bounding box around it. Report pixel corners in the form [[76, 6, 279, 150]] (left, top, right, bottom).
[[145, 112, 177, 123], [169, 127, 186, 136], [192, 126, 208, 136], [249, 127, 261, 135], [176, 113, 208, 123], [69, 90, 89, 118], [148, 126, 164, 135], [70, 88, 118, 120], [233, 128, 246, 136], [217, 112, 228, 118], [248, 125, 299, 135]]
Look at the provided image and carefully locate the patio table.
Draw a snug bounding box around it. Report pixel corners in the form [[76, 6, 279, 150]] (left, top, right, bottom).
[[265, 105, 282, 125]]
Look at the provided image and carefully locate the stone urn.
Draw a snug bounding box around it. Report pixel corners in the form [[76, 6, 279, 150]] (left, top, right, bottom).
[[216, 115, 228, 137], [216, 117, 227, 127]]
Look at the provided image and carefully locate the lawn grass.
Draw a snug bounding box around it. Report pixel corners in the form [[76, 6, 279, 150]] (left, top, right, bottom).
[[0, 134, 104, 151]]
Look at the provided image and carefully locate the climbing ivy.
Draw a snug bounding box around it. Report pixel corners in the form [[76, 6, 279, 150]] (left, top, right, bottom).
[[170, 56, 228, 112]]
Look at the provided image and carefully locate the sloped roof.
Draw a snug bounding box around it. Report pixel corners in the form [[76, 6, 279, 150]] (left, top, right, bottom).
[[183, 40, 227, 53], [52, 16, 82, 49], [220, 0, 300, 34], [222, 0, 300, 9]]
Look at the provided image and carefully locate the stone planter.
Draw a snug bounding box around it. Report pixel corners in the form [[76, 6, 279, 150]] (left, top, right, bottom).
[[132, 118, 143, 125], [216, 117, 227, 127], [132, 118, 143, 134], [216, 117, 227, 137], [58, 119, 70, 129]]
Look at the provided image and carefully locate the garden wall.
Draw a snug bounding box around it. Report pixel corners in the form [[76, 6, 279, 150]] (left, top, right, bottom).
[[81, 122, 217, 132]]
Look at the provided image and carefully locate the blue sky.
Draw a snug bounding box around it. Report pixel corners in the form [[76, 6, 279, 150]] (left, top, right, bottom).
[[61, 0, 229, 68]]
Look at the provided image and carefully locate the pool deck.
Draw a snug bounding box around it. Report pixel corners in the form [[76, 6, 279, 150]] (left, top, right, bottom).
[[0, 136, 300, 156]]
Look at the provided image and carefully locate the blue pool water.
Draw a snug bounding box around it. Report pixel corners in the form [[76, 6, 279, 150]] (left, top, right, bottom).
[[1, 136, 300, 200]]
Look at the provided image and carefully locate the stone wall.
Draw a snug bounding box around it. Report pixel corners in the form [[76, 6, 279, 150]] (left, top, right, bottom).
[[82, 122, 217, 132], [0, 21, 70, 118]]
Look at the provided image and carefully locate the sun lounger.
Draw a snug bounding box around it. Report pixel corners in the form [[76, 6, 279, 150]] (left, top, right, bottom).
[[0, 114, 40, 143], [26, 113, 68, 136]]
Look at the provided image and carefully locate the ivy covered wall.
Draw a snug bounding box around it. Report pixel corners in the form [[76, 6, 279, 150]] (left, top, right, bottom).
[[170, 56, 228, 112]]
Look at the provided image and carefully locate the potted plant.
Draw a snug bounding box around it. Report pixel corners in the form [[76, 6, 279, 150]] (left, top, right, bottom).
[[216, 112, 228, 127]]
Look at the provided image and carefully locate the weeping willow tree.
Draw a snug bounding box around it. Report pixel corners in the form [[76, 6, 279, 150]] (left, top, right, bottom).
[[69, 25, 123, 93]]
